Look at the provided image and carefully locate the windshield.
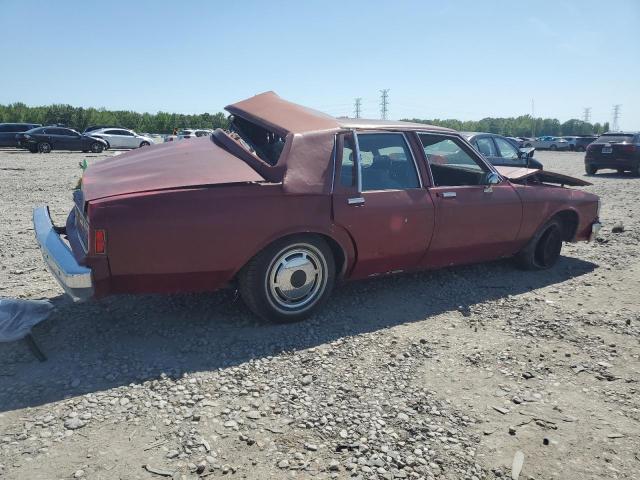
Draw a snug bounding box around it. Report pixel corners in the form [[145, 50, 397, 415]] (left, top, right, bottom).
[[229, 116, 285, 166], [595, 134, 635, 143]]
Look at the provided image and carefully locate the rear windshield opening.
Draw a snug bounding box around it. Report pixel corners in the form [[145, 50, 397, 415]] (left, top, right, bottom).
[[229, 116, 285, 166]]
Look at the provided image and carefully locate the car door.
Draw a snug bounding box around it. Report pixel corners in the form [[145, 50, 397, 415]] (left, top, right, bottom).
[[332, 131, 435, 279], [117, 129, 137, 148], [101, 129, 123, 148], [417, 133, 522, 268]]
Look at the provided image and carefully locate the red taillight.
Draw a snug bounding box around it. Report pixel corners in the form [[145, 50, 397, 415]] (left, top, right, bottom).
[[619, 144, 636, 153], [94, 229, 106, 254]]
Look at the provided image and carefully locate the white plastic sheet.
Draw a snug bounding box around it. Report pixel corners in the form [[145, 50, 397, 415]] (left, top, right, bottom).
[[0, 298, 54, 342]]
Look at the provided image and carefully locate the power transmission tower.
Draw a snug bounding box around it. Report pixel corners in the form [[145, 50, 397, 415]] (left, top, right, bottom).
[[612, 104, 621, 131], [354, 98, 362, 119], [582, 107, 591, 123], [380, 89, 390, 120]]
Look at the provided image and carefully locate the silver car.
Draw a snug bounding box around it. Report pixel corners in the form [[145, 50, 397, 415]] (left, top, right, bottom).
[[89, 128, 154, 149], [524, 136, 570, 151]]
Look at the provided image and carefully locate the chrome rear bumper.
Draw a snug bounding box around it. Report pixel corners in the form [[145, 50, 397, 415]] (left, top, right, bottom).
[[33, 206, 94, 300]]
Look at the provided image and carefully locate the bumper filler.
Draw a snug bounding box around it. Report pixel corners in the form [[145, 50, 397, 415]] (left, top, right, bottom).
[[33, 206, 94, 300]]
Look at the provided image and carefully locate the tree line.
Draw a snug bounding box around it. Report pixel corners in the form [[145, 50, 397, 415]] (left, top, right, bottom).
[[401, 115, 610, 137], [0, 102, 229, 134], [1, 102, 611, 137]]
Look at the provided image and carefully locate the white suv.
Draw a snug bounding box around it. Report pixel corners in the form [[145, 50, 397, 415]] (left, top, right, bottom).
[[89, 128, 154, 149]]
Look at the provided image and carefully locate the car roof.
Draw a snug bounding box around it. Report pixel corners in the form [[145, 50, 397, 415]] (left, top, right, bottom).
[[600, 131, 639, 135], [226, 91, 453, 136]]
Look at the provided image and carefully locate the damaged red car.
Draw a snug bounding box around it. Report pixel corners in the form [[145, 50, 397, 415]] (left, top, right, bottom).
[[33, 92, 601, 322]]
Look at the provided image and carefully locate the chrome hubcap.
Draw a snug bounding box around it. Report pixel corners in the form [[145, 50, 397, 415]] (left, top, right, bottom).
[[267, 245, 325, 311]]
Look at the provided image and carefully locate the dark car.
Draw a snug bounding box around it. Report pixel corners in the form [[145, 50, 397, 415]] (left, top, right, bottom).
[[585, 132, 640, 175], [462, 132, 543, 170], [17, 127, 108, 153], [0, 123, 41, 147], [572, 136, 597, 152]]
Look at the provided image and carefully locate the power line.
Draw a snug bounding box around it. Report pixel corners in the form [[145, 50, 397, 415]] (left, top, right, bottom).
[[380, 89, 390, 120], [612, 104, 621, 131], [354, 98, 362, 119], [582, 107, 591, 123]]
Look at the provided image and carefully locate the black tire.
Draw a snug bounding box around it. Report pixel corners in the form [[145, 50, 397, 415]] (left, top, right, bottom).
[[550, 144, 558, 151], [82, 150, 89, 153], [238, 235, 335, 323], [515, 219, 564, 270], [139, 141, 150, 148], [631, 164, 640, 177], [37, 142, 51, 153], [585, 164, 597, 175], [90, 142, 104, 153], [29, 147, 38, 153]]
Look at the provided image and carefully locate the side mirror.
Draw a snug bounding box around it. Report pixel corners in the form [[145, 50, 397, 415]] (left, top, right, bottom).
[[484, 172, 501, 185]]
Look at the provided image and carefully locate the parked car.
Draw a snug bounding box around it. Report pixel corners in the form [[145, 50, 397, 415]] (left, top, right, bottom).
[[585, 132, 640, 175], [524, 136, 570, 151], [176, 129, 213, 140], [462, 132, 542, 169], [89, 128, 153, 149], [570, 136, 598, 152], [33, 92, 601, 323], [0, 123, 41, 147], [17, 127, 108, 153]]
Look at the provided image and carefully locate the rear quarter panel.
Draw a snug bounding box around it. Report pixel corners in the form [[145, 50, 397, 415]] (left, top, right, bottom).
[[90, 185, 353, 295]]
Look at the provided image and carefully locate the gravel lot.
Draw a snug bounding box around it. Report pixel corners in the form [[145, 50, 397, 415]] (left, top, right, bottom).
[[0, 149, 638, 480]]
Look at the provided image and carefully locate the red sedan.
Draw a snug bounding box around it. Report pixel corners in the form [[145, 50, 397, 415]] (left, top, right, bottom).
[[33, 92, 601, 322]]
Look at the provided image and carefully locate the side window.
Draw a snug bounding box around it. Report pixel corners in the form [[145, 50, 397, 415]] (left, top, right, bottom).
[[0, 125, 8, 133], [475, 137, 497, 156], [104, 130, 119, 135], [339, 133, 421, 191], [119, 130, 134, 136], [418, 134, 488, 187], [495, 137, 519, 160]]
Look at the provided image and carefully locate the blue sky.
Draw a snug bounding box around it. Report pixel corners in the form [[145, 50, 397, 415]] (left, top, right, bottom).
[[2, 0, 638, 128]]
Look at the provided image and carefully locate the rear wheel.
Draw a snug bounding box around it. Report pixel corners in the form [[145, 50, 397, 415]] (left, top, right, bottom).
[[585, 164, 597, 175], [37, 142, 51, 153], [238, 235, 335, 323], [90, 142, 104, 153], [515, 219, 564, 270]]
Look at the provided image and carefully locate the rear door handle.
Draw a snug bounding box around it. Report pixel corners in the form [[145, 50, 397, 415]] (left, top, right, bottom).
[[437, 191, 457, 198]]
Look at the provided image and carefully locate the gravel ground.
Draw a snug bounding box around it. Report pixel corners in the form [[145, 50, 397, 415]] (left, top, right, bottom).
[[0, 149, 638, 480]]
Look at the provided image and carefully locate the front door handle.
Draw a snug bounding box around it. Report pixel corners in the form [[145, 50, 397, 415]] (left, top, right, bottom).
[[348, 197, 365, 205], [437, 191, 457, 198]]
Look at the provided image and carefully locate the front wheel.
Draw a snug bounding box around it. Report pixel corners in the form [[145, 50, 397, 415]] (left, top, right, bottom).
[[550, 144, 558, 151], [515, 219, 564, 270], [90, 142, 104, 153], [585, 164, 597, 175], [38, 142, 51, 153], [139, 141, 150, 148], [238, 236, 335, 323]]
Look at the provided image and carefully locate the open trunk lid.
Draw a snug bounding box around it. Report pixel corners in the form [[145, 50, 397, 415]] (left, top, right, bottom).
[[494, 166, 591, 186], [82, 136, 265, 201]]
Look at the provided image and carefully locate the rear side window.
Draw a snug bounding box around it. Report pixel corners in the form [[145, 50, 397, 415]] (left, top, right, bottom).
[[475, 137, 497, 156], [495, 137, 519, 160], [342, 133, 420, 192]]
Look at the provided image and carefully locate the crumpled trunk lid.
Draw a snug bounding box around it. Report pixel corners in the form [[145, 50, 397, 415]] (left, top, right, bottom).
[[82, 136, 265, 201]]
